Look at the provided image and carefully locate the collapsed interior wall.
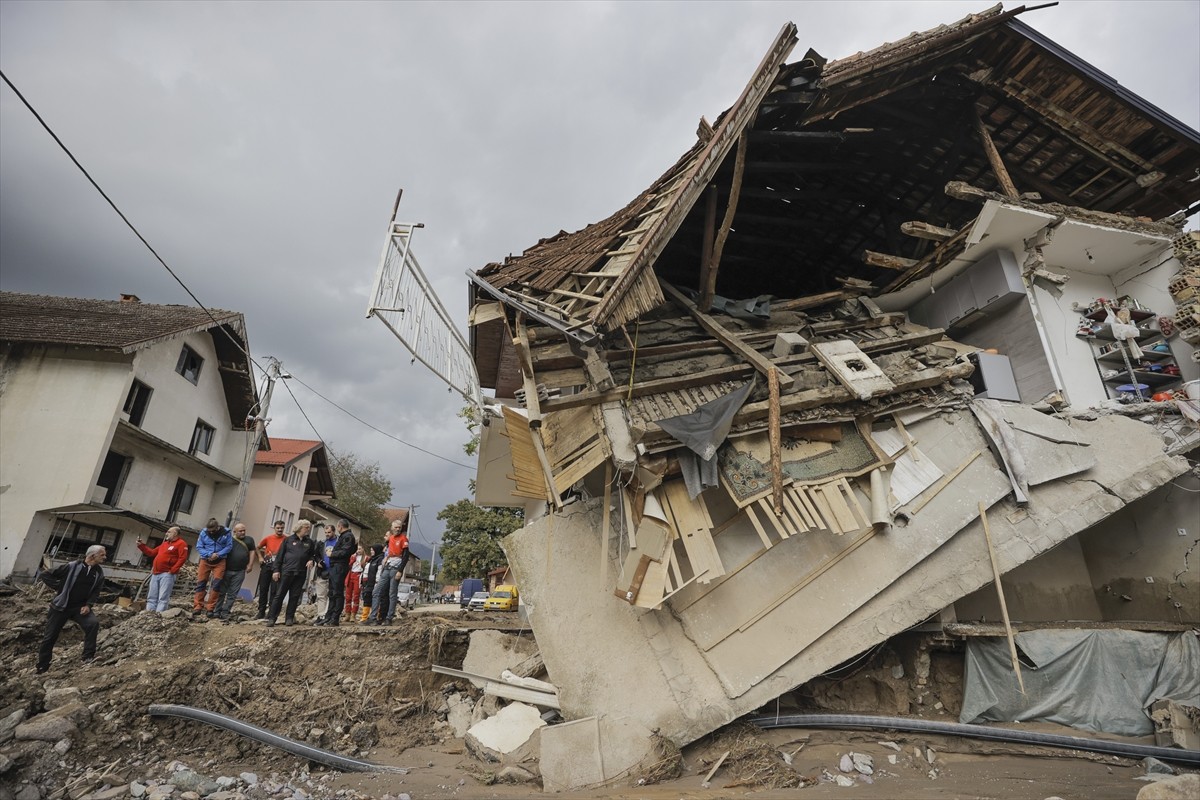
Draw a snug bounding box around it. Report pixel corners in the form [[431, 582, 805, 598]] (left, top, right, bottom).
[[504, 407, 1188, 784], [955, 470, 1200, 623]]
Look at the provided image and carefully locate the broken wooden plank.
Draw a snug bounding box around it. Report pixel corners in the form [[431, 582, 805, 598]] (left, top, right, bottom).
[[756, 497, 791, 539], [743, 503, 774, 549], [979, 501, 1025, 694], [900, 221, 957, 242], [769, 367, 783, 515], [663, 481, 725, 583], [659, 279, 795, 390], [600, 462, 612, 589], [614, 554, 656, 604], [700, 132, 748, 310], [973, 111, 1020, 200], [863, 250, 918, 271]]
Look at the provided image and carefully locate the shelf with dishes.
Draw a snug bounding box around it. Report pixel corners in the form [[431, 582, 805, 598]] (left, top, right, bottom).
[[1079, 299, 1182, 401]]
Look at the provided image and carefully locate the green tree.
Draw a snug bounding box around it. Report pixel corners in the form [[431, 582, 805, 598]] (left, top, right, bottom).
[[327, 448, 392, 536], [437, 499, 523, 582]]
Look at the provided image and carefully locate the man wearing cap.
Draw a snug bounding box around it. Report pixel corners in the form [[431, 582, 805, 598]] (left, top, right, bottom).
[[36, 545, 107, 674]]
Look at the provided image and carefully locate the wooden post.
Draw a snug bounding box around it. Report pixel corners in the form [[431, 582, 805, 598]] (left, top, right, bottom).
[[698, 185, 717, 301], [978, 501, 1025, 694], [769, 367, 783, 515], [700, 132, 748, 310], [974, 111, 1019, 200], [600, 462, 612, 589]]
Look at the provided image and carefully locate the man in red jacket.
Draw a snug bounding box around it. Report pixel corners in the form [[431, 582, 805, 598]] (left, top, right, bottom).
[[137, 527, 189, 612]]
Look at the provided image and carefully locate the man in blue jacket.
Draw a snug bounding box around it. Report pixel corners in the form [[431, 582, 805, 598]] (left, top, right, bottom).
[[37, 545, 107, 674], [194, 517, 233, 617], [315, 519, 356, 627]]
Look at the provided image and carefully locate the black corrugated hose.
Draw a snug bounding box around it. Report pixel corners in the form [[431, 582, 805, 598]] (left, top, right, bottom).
[[148, 704, 408, 774], [749, 713, 1200, 766]]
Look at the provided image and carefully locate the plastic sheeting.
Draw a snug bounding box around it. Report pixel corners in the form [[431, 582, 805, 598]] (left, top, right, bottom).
[[960, 629, 1200, 736]]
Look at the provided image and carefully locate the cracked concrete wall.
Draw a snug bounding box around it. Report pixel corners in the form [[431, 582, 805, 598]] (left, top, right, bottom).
[[954, 535, 1103, 622], [504, 410, 1188, 788], [1076, 471, 1200, 622]]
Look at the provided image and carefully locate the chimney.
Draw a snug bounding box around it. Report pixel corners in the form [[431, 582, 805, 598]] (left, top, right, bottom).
[[119, 293, 141, 303]]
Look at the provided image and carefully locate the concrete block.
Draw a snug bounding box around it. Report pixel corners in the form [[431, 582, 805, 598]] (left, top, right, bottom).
[[1150, 699, 1200, 750], [1137, 774, 1200, 800], [462, 631, 539, 690], [446, 693, 473, 739], [773, 332, 809, 358], [464, 702, 544, 771], [539, 715, 658, 793]]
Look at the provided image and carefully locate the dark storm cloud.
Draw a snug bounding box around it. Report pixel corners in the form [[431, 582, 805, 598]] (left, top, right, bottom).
[[2, 0, 1196, 547]]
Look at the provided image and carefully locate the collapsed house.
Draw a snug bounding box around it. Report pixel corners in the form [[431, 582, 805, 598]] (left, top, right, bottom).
[[412, 5, 1200, 790]]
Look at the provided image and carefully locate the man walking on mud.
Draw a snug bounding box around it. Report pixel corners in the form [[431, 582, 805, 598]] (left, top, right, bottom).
[[36, 545, 107, 674]]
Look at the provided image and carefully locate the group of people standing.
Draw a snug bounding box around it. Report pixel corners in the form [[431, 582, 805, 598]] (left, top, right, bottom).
[[34, 515, 415, 673], [251, 517, 413, 627]]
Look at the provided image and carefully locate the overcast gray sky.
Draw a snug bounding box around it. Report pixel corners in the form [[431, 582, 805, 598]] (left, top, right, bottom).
[[2, 0, 1197, 550]]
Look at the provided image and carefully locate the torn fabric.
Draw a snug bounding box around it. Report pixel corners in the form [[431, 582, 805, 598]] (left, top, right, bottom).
[[655, 380, 755, 462]]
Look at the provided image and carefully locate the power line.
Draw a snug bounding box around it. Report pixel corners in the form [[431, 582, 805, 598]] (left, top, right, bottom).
[[1, 68, 474, 472], [288, 374, 473, 470]]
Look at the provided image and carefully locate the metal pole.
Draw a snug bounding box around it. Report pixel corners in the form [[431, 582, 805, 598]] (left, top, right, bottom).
[[428, 542, 438, 582], [233, 358, 280, 521]]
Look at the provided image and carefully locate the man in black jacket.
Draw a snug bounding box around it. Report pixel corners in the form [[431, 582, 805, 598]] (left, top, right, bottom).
[[37, 545, 107, 674], [317, 519, 357, 627], [266, 520, 316, 628]]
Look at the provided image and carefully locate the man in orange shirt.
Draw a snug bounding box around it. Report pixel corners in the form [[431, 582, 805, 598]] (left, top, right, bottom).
[[368, 520, 410, 625], [137, 527, 188, 612], [255, 520, 288, 620]]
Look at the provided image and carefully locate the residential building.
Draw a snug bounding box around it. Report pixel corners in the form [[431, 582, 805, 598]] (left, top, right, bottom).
[[446, 10, 1200, 789], [242, 437, 333, 540], [0, 292, 258, 582]]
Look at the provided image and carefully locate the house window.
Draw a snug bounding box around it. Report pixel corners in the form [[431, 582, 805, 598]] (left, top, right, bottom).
[[97, 450, 133, 506], [167, 478, 198, 522], [123, 380, 152, 427], [189, 420, 215, 456], [45, 519, 122, 560], [281, 465, 303, 489], [175, 345, 203, 385]]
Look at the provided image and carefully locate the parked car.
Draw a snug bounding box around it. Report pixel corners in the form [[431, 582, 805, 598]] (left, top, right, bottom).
[[395, 583, 418, 610], [460, 578, 484, 608], [483, 584, 519, 611], [467, 591, 489, 611]]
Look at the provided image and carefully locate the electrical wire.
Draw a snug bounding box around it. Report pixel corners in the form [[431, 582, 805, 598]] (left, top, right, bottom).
[[286, 374, 473, 469], [1, 68, 474, 472]]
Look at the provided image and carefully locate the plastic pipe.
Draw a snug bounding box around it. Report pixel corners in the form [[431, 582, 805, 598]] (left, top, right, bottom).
[[749, 713, 1199, 766], [148, 704, 407, 774]]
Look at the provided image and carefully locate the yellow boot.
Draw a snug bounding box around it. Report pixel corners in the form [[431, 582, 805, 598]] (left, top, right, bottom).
[[359, 605, 371, 622]]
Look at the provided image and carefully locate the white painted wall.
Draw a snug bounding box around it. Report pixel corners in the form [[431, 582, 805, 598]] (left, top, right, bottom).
[[242, 458, 309, 537], [0, 346, 128, 578], [130, 331, 244, 475], [1, 330, 256, 579], [1114, 252, 1199, 385]]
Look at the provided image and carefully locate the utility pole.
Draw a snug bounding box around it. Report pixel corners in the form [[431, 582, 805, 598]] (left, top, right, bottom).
[[428, 541, 438, 582], [233, 357, 281, 522]]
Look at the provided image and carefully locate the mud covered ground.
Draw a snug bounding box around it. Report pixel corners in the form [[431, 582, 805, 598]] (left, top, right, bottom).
[[1, 584, 1192, 800]]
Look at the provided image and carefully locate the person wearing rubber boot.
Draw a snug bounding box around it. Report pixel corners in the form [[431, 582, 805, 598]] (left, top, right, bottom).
[[254, 519, 287, 619], [194, 517, 232, 618]]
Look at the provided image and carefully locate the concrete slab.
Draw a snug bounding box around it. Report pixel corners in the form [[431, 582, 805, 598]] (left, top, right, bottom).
[[504, 410, 1188, 790], [465, 701, 545, 756], [539, 715, 657, 793], [462, 630, 539, 689]]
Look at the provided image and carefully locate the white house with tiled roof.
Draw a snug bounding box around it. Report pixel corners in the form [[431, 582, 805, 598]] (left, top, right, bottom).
[[242, 437, 330, 542], [0, 291, 259, 582]]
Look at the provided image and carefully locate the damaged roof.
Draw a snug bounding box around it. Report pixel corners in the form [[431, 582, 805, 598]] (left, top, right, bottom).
[[471, 4, 1200, 372], [0, 290, 259, 428]]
